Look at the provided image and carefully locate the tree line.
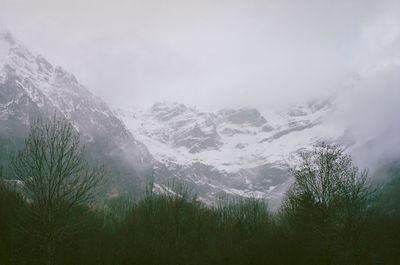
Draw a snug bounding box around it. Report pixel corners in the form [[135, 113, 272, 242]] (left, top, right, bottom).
[[0, 118, 399, 265]]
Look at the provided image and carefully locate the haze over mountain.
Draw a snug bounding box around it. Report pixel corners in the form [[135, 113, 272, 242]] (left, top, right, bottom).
[[0, 30, 154, 196], [2, 29, 400, 208], [1, 0, 399, 109], [1, 2, 400, 264]]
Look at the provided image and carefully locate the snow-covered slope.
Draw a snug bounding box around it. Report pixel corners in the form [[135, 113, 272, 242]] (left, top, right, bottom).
[[0, 31, 153, 194], [117, 101, 345, 171]]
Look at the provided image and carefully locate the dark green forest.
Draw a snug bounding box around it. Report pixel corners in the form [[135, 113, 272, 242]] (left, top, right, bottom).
[[0, 119, 399, 265]]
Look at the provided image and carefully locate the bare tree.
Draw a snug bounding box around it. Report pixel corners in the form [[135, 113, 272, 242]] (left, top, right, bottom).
[[280, 143, 374, 265], [12, 117, 104, 265]]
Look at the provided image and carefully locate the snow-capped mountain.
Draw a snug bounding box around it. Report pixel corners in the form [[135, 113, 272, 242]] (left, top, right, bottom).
[[115, 100, 347, 207], [0, 31, 153, 195], [0, 30, 356, 207]]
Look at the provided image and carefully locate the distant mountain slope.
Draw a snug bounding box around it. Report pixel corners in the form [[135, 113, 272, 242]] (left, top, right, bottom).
[[0, 31, 153, 195], [115, 101, 347, 207]]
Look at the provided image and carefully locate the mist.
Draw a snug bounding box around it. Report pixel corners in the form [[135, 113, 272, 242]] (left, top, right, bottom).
[[0, 0, 397, 110], [333, 36, 400, 169], [1, 0, 400, 165]]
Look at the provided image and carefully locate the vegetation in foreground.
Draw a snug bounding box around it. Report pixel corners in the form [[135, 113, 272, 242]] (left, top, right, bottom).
[[0, 118, 399, 265]]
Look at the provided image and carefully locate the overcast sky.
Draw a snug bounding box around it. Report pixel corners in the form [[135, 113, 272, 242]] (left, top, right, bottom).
[[0, 0, 399, 112]]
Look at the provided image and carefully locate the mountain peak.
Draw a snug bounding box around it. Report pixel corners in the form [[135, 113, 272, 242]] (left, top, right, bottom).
[[0, 30, 37, 73], [0, 30, 16, 64]]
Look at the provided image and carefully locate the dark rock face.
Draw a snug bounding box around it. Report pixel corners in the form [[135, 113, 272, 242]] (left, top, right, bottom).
[[288, 108, 307, 117], [262, 124, 274, 132], [174, 125, 221, 153], [219, 108, 267, 126], [259, 122, 317, 143]]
